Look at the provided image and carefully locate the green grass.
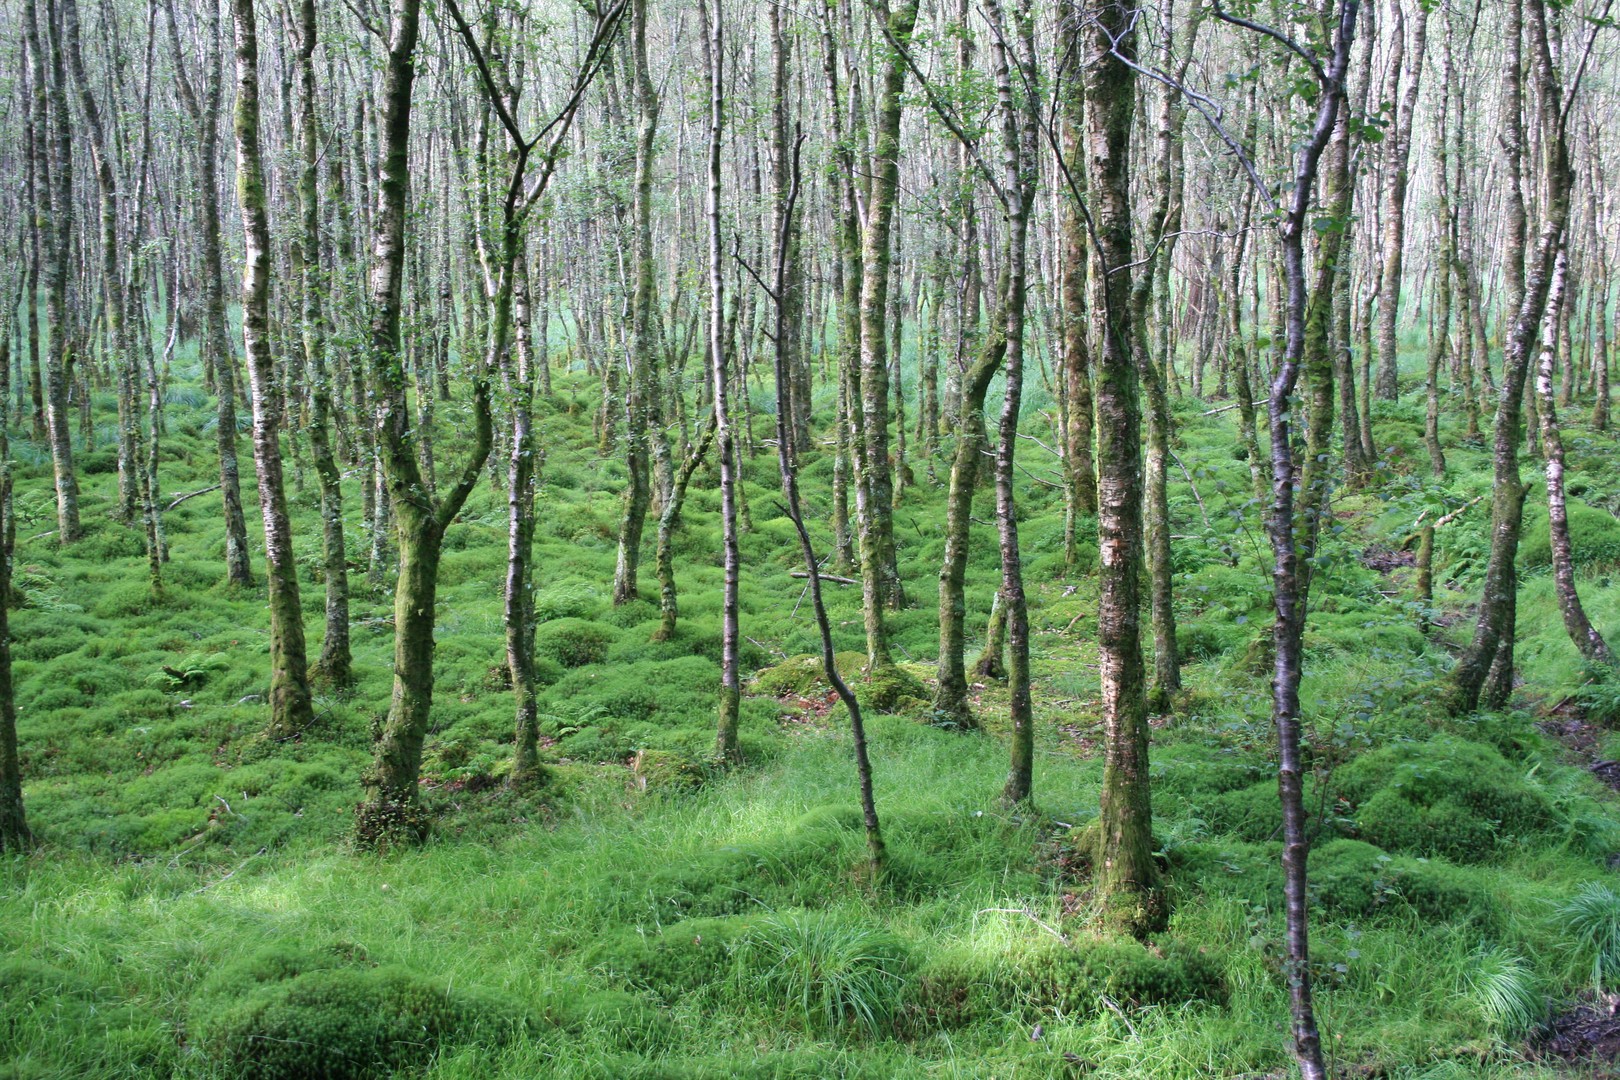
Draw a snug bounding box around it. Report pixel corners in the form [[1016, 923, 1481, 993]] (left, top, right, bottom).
[[3, 336, 1619, 1077]]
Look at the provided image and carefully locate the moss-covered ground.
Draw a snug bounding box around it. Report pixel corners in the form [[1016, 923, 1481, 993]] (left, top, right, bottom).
[[5, 335, 1620, 1078]]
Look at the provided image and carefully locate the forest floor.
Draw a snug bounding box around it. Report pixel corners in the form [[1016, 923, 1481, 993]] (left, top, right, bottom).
[[6, 348, 1620, 1079]]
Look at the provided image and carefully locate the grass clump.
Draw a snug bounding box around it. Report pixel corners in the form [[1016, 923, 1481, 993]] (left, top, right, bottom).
[[910, 936, 1226, 1031], [1458, 946, 1544, 1040], [742, 909, 910, 1037], [1553, 880, 1620, 991]]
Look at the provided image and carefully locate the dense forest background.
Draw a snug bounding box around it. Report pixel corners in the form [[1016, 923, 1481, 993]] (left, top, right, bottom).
[[3, 0, 1620, 1076]]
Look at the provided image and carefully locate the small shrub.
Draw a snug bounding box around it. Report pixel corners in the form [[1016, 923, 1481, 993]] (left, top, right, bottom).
[[535, 618, 617, 668]]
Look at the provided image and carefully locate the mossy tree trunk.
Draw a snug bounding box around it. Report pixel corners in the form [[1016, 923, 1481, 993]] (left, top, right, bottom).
[[1080, 0, 1162, 939], [293, 0, 351, 689], [165, 0, 251, 587], [1450, 0, 1572, 714], [853, 0, 918, 674], [232, 0, 315, 743], [612, 0, 662, 609]]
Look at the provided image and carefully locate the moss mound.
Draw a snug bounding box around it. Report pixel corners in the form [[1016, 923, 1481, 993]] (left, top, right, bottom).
[[1334, 736, 1555, 862], [535, 618, 618, 668], [189, 946, 532, 1079], [1310, 839, 1501, 928]]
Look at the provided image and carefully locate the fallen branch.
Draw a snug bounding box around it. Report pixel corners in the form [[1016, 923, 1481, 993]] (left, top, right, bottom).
[[1201, 399, 1265, 416], [977, 906, 1068, 944], [166, 484, 222, 511], [791, 570, 858, 586], [1401, 495, 1483, 548]]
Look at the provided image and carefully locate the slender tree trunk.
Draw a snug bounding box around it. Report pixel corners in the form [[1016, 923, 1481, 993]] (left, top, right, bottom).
[[769, 131, 885, 876], [1535, 247, 1613, 665], [232, 0, 314, 742], [703, 0, 742, 765], [294, 0, 351, 688], [166, 0, 251, 585], [1374, 5, 1427, 401], [0, 319, 28, 851], [612, 0, 661, 607], [32, 0, 81, 545]]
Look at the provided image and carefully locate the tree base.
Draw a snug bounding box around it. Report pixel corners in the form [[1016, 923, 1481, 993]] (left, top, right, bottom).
[[353, 796, 431, 851]]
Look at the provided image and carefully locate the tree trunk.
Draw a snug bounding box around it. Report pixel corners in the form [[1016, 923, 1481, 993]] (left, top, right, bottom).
[[1373, 5, 1427, 402], [1449, 0, 1570, 714], [294, 0, 351, 689], [703, 0, 742, 765], [233, 0, 314, 743], [357, 0, 494, 846], [612, 0, 661, 608], [1535, 247, 1613, 666], [854, 0, 918, 672], [1082, 0, 1163, 939]]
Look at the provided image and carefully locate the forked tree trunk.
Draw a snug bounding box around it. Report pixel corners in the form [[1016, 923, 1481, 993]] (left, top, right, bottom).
[[356, 0, 495, 846]]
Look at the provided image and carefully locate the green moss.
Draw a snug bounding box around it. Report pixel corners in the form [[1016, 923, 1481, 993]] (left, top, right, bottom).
[[535, 618, 618, 668], [855, 663, 927, 714], [1520, 501, 1620, 573], [191, 962, 533, 1079], [1309, 839, 1501, 928], [1335, 736, 1555, 861]]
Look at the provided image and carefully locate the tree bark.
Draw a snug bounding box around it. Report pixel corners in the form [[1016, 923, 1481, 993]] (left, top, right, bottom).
[[1373, 4, 1427, 401]]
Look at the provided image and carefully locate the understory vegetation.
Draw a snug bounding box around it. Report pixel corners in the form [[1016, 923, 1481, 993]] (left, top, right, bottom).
[[5, 335, 1620, 1079]]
